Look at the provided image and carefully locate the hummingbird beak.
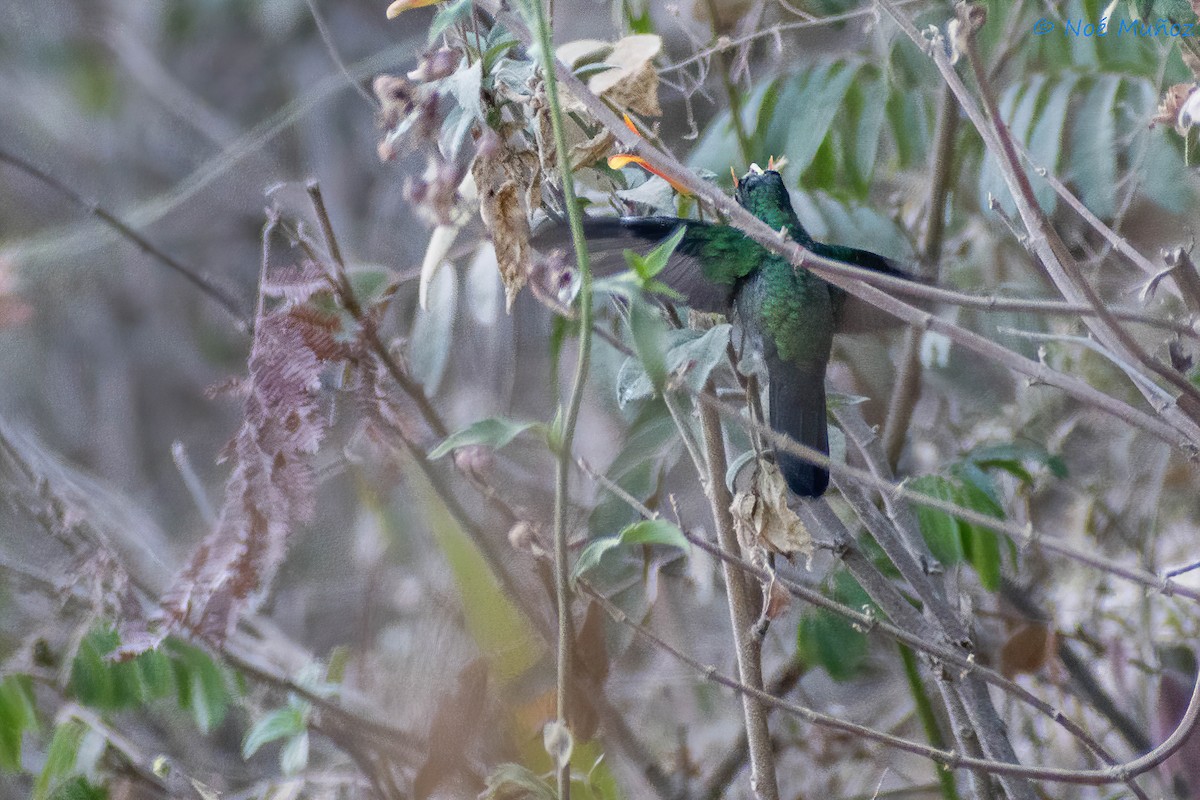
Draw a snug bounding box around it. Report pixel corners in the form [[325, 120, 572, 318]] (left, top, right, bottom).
[[748, 163, 764, 175], [730, 166, 739, 188]]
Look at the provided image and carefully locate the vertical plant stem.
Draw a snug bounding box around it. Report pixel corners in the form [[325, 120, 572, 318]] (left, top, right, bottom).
[[881, 83, 958, 468], [529, 1, 593, 796], [697, 386, 779, 800], [899, 644, 959, 800], [701, 0, 753, 165]]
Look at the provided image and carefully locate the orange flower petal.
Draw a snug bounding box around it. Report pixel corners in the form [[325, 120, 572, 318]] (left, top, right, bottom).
[[386, 0, 439, 19], [607, 154, 692, 196], [621, 113, 640, 136]]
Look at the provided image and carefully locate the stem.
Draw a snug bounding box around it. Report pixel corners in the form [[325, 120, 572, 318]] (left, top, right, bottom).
[[698, 386, 780, 800], [0, 148, 250, 331], [529, 0, 594, 795], [701, 0, 753, 165], [882, 82, 959, 468], [899, 644, 960, 800]]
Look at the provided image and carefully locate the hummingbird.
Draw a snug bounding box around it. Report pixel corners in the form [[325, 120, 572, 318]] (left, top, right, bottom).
[[535, 165, 910, 497]]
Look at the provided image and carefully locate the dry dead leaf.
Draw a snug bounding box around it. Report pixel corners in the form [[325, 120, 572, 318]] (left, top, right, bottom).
[[471, 130, 542, 310], [557, 35, 663, 119], [570, 129, 616, 170], [588, 34, 662, 117], [763, 579, 791, 621], [999, 622, 1053, 677], [1151, 83, 1197, 132], [730, 461, 813, 557]]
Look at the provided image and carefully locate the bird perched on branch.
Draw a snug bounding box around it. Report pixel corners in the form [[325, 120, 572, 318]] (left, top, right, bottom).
[[535, 164, 912, 498]]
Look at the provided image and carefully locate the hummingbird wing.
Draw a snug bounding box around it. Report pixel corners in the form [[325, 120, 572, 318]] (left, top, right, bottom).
[[811, 242, 919, 335], [531, 217, 760, 313]]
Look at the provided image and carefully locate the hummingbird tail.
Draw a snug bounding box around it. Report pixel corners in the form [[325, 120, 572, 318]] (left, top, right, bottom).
[[768, 361, 830, 498]]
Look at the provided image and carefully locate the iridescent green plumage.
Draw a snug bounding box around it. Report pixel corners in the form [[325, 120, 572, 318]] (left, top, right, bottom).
[[534, 169, 909, 497]]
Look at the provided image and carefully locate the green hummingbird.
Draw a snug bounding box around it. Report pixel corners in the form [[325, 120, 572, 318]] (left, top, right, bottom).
[[536, 165, 910, 497]]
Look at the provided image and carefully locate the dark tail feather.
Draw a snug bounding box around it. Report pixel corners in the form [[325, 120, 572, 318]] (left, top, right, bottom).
[[768, 360, 830, 497]]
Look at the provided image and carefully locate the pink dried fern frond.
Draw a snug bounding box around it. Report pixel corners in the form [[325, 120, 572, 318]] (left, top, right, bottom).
[[132, 300, 345, 649]]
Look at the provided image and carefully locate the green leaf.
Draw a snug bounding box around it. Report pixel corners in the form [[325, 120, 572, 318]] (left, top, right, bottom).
[[955, 479, 1004, 592], [168, 641, 231, 734], [482, 31, 519, 75], [628, 297, 669, 393], [347, 267, 394, 306], [280, 731, 309, 775], [0, 675, 37, 771], [846, 74, 889, 194], [782, 62, 860, 176], [797, 609, 869, 682], [967, 441, 1068, 481], [908, 475, 965, 566], [69, 627, 171, 711], [573, 519, 689, 579], [35, 721, 86, 800], [617, 324, 732, 407], [48, 777, 105, 800], [1067, 74, 1120, 218], [1026, 74, 1078, 212], [428, 0, 471, 41], [243, 706, 306, 759], [428, 418, 542, 459], [626, 225, 686, 282]]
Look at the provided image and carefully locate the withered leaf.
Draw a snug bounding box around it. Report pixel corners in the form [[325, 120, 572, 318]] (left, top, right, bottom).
[[472, 131, 541, 311], [999, 622, 1053, 677], [730, 461, 813, 558], [587, 34, 662, 118]]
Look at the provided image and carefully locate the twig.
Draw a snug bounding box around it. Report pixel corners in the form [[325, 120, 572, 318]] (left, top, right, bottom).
[[0, 148, 250, 331], [304, 0, 379, 107], [698, 384, 779, 800], [528, 0, 598, 794], [954, 6, 1200, 429], [581, 575, 1200, 787], [701, 0, 753, 164], [882, 82, 959, 467], [697, 657, 806, 800]]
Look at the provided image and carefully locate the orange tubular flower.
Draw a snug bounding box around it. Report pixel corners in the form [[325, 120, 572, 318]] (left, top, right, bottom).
[[607, 114, 692, 196], [385, 0, 439, 19]]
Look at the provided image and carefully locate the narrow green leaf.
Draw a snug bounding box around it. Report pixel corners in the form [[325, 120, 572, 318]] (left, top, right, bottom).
[[35, 721, 86, 800], [796, 610, 869, 682], [573, 519, 688, 579], [47, 777, 105, 800], [428, 0, 472, 41], [628, 225, 686, 282], [1027, 75, 1078, 212], [0, 675, 37, 771], [955, 480, 1004, 592], [428, 418, 541, 459], [629, 297, 668, 392], [280, 731, 310, 775], [784, 62, 859, 175], [168, 641, 231, 734], [1067, 74, 1120, 218], [908, 475, 965, 566], [243, 707, 306, 759]]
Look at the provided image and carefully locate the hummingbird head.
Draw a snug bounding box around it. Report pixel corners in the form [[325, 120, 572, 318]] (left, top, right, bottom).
[[733, 164, 787, 209], [732, 163, 803, 235]]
